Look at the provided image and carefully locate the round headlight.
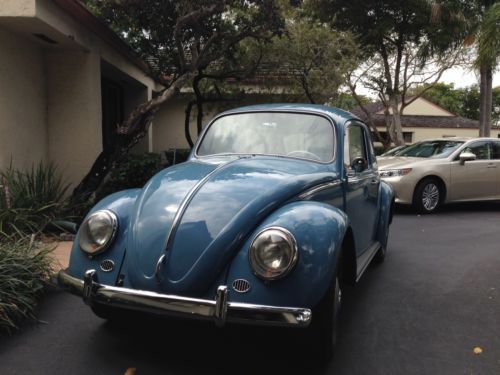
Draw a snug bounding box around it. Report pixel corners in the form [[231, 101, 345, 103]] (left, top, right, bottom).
[[248, 227, 298, 280], [79, 210, 118, 255]]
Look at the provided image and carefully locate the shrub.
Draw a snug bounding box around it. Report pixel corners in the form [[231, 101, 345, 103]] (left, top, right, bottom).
[[0, 162, 70, 238], [0, 238, 53, 334], [96, 152, 163, 201]]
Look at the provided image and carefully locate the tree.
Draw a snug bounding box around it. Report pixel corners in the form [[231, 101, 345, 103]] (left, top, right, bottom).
[[259, 6, 361, 105], [310, 0, 469, 145], [74, 0, 284, 206], [476, 2, 500, 136], [181, 2, 362, 147]]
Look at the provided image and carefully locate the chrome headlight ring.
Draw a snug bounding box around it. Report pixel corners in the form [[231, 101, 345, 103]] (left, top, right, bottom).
[[78, 210, 118, 256], [248, 226, 298, 281]]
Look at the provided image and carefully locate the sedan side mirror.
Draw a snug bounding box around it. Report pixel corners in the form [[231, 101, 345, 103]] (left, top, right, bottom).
[[351, 157, 368, 173], [459, 152, 477, 165]]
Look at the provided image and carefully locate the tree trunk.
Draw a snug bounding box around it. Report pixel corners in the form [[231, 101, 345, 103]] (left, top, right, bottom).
[[388, 95, 405, 146], [70, 72, 193, 207], [184, 100, 195, 147], [479, 65, 493, 137]]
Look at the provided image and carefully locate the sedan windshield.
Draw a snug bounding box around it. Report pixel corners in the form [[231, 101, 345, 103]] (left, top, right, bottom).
[[397, 140, 464, 158], [197, 112, 335, 162]]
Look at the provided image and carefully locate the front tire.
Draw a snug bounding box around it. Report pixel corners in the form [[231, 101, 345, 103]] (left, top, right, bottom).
[[413, 178, 442, 214], [306, 270, 342, 362]]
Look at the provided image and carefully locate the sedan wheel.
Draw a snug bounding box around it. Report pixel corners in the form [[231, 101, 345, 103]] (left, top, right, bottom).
[[414, 178, 442, 213]]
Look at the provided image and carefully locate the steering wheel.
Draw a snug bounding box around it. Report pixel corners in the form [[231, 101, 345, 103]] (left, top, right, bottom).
[[286, 150, 322, 161]]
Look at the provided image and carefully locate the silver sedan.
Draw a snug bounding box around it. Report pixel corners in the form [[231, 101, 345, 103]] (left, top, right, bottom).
[[378, 138, 500, 213]]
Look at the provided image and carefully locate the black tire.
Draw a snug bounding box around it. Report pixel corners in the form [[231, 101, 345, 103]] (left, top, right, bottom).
[[413, 178, 442, 214], [305, 269, 342, 362]]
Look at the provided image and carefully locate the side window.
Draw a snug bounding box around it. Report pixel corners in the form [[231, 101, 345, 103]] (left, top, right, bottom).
[[462, 141, 491, 160], [346, 125, 368, 167], [491, 142, 500, 160]]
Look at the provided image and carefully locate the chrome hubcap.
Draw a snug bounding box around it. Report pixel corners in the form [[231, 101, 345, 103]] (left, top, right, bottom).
[[422, 183, 439, 211]]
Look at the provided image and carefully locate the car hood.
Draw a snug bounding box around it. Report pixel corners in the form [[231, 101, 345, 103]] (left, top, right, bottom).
[[377, 156, 426, 169], [126, 156, 336, 295]]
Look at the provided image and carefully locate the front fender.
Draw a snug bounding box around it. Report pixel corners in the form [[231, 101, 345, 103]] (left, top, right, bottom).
[[67, 189, 141, 286], [225, 201, 348, 308]]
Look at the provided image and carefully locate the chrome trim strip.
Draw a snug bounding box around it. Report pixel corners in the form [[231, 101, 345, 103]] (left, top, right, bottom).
[[163, 161, 229, 254], [356, 241, 381, 282], [58, 269, 311, 328], [154, 254, 166, 282], [299, 180, 342, 200]]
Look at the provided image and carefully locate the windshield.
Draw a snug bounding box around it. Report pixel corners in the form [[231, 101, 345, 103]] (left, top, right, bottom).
[[397, 140, 464, 158], [381, 145, 408, 157], [197, 112, 335, 162]]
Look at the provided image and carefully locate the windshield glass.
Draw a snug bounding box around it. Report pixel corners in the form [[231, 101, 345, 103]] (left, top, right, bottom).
[[197, 112, 335, 162], [397, 140, 464, 158]]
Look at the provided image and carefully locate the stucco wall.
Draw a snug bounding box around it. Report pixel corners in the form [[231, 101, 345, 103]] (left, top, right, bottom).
[[0, 0, 36, 17], [376, 97, 454, 116], [0, 26, 47, 171], [153, 97, 202, 152], [46, 50, 102, 188]]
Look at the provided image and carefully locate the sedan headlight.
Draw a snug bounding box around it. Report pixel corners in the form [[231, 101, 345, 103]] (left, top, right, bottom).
[[379, 168, 412, 178], [248, 227, 298, 280], [79, 210, 118, 255]]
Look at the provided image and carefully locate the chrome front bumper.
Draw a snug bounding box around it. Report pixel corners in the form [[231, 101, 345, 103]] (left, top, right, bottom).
[[58, 269, 311, 328]]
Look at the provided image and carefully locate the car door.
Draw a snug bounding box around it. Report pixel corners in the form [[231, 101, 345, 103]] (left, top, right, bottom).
[[344, 121, 380, 269], [491, 141, 500, 197], [449, 141, 497, 201]]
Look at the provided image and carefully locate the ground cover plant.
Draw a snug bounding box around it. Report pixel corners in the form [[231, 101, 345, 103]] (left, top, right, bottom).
[[0, 238, 53, 334]]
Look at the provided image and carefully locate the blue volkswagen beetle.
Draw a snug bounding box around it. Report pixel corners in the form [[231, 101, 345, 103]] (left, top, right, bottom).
[[59, 104, 394, 358]]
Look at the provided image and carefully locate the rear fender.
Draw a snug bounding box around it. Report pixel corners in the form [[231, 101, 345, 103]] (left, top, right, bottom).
[[376, 181, 394, 248], [223, 201, 348, 308]]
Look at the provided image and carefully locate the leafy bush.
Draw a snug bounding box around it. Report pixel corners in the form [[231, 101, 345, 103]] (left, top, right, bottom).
[[0, 162, 70, 238], [96, 153, 163, 201], [163, 148, 190, 166], [0, 238, 53, 334]]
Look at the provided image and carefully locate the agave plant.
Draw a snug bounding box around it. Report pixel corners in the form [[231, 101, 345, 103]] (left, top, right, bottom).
[[0, 162, 70, 238]]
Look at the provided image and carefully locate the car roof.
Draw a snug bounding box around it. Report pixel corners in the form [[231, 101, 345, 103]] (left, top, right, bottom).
[[219, 103, 361, 127], [415, 137, 499, 143]]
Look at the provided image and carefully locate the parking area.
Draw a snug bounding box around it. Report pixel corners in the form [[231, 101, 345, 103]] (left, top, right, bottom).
[[1, 202, 499, 375]]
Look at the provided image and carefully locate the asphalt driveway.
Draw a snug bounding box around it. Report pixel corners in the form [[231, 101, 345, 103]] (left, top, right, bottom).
[[1, 202, 499, 375]]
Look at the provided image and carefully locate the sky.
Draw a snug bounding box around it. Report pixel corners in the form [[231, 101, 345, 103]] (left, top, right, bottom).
[[357, 66, 499, 97], [440, 66, 500, 88]]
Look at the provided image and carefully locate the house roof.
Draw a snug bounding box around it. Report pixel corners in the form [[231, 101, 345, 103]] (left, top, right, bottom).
[[350, 99, 480, 129]]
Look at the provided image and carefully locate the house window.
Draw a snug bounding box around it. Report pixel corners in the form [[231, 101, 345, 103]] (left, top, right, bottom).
[[101, 78, 124, 151]]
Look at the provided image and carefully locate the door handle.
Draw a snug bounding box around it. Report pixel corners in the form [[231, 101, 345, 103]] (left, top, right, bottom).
[[487, 163, 497, 168], [370, 179, 379, 185]]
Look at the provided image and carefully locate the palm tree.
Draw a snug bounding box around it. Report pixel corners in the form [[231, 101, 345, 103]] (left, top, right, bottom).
[[476, 1, 500, 136]]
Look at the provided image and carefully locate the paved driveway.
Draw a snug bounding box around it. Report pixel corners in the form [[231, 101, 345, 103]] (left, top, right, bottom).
[[1, 202, 499, 375]]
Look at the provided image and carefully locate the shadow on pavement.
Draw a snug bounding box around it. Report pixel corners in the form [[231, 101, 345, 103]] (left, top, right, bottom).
[[394, 201, 500, 216]]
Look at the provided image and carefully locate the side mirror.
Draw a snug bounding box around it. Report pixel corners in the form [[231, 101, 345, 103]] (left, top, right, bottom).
[[459, 152, 476, 165], [351, 157, 368, 173]]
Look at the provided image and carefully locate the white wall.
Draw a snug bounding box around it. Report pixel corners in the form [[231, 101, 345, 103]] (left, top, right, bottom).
[[0, 26, 48, 171], [46, 50, 102, 188]]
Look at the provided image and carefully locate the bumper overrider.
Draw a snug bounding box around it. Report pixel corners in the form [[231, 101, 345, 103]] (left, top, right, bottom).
[[58, 269, 312, 328]]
